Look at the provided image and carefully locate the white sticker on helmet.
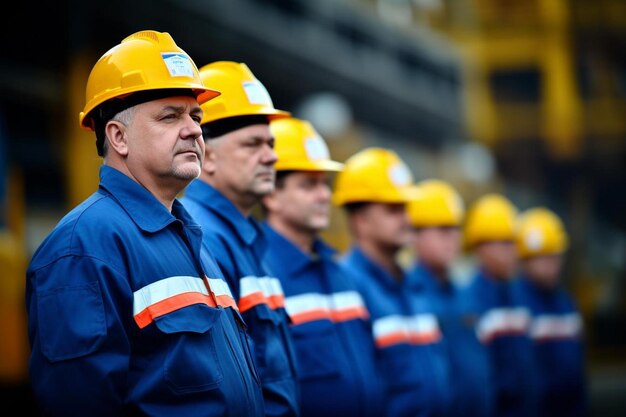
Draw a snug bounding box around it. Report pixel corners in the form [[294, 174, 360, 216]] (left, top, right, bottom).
[[243, 81, 274, 106], [526, 228, 544, 251], [162, 53, 196, 78], [304, 135, 330, 161], [388, 163, 412, 186]]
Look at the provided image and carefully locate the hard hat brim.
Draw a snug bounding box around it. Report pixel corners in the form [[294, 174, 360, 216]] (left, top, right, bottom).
[[275, 160, 344, 172], [80, 84, 221, 131]]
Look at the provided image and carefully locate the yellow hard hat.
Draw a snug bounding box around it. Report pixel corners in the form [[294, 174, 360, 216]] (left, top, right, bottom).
[[464, 193, 518, 248], [79, 30, 219, 131], [271, 117, 344, 172], [198, 61, 290, 124], [332, 147, 419, 206], [516, 207, 568, 259], [408, 179, 464, 227]]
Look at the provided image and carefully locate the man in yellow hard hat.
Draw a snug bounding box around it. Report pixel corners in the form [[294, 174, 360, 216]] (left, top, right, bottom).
[[512, 207, 588, 417], [406, 179, 493, 417], [260, 117, 386, 417], [462, 193, 538, 417], [334, 148, 452, 417], [26, 31, 264, 416], [179, 61, 299, 417]]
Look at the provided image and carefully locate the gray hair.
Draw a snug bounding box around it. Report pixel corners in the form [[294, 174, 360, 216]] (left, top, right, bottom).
[[101, 106, 137, 158]]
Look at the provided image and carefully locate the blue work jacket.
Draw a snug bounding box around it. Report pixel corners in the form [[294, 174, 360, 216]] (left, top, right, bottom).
[[407, 263, 494, 417], [26, 165, 264, 417], [512, 275, 588, 417], [462, 270, 538, 417], [340, 246, 452, 417], [180, 180, 299, 417], [262, 224, 386, 417]]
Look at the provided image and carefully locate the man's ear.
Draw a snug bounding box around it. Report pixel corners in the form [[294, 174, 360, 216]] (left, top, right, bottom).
[[105, 121, 128, 156], [202, 141, 218, 175]]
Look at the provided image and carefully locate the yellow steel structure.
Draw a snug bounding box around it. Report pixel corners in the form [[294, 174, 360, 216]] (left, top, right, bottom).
[[0, 169, 28, 382], [405, 0, 626, 159]]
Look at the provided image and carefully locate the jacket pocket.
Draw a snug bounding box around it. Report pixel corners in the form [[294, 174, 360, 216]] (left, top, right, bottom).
[[230, 310, 261, 384], [38, 281, 106, 362], [291, 321, 341, 380], [153, 304, 224, 394], [379, 344, 424, 387], [244, 305, 293, 382]]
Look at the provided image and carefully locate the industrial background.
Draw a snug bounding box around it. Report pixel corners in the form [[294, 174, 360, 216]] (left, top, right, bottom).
[[1, 0, 624, 415]]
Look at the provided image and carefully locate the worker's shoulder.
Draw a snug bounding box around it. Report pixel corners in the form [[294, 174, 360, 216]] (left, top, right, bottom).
[[28, 193, 139, 266]]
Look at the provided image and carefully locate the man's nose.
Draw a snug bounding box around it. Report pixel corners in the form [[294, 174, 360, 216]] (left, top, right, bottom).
[[261, 143, 278, 165]]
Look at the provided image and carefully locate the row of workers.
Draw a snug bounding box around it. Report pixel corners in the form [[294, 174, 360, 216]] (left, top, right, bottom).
[[263, 124, 588, 417], [25, 30, 586, 416]]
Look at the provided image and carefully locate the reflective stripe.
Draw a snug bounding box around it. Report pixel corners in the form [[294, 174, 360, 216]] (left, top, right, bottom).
[[239, 276, 286, 313], [530, 313, 582, 341], [207, 277, 238, 311], [477, 307, 531, 343], [133, 275, 237, 328], [285, 291, 369, 325], [373, 314, 441, 348]]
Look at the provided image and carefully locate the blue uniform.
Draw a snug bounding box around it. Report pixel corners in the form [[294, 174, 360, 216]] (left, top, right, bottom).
[[512, 276, 588, 417], [26, 166, 264, 417], [262, 224, 386, 417], [341, 247, 452, 417], [180, 180, 299, 417], [408, 263, 494, 417], [462, 270, 538, 417]]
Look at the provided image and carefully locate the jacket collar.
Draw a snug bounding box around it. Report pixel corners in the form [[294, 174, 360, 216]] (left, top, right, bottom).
[[262, 222, 335, 276], [184, 179, 259, 245], [347, 245, 407, 290], [98, 165, 197, 232]]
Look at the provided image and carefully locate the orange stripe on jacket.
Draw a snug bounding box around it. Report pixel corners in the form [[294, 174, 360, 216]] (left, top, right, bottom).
[[134, 292, 217, 329]]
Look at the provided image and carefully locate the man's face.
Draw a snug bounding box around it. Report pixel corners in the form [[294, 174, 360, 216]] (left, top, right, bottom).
[[356, 203, 411, 251], [523, 255, 563, 289], [204, 124, 277, 202], [122, 96, 205, 187], [475, 241, 518, 280], [412, 226, 461, 269], [266, 171, 332, 234]]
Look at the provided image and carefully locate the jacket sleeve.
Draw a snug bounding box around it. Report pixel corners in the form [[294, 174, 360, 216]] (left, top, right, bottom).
[[26, 254, 131, 417]]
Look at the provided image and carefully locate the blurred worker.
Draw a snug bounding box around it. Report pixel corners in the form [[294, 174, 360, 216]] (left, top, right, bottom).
[[406, 179, 494, 417], [462, 194, 538, 417], [334, 148, 452, 417], [25, 31, 264, 416], [261, 117, 386, 417], [512, 207, 588, 417], [179, 61, 299, 417]]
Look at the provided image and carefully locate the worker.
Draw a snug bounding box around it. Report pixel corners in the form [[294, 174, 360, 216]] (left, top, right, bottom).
[[25, 31, 264, 416], [179, 61, 299, 417], [462, 193, 538, 417], [260, 117, 386, 417], [512, 207, 588, 417], [406, 179, 493, 417], [334, 148, 452, 417]]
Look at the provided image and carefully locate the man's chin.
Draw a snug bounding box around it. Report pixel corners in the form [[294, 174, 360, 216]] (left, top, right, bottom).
[[311, 225, 328, 234], [174, 165, 202, 181], [252, 182, 276, 197], [310, 217, 330, 231]]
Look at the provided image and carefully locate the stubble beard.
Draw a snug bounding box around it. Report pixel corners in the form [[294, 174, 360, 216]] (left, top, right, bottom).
[[172, 159, 202, 182], [250, 174, 276, 199], [307, 208, 330, 232]]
